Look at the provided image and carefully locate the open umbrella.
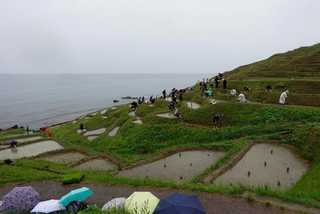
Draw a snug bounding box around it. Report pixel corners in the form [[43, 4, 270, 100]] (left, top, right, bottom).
[[102, 197, 126, 211], [125, 192, 159, 214], [59, 187, 93, 207], [31, 199, 66, 213], [154, 193, 205, 214], [0, 186, 40, 212]]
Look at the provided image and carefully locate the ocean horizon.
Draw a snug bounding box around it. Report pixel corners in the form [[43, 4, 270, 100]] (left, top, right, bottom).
[[0, 73, 212, 129]]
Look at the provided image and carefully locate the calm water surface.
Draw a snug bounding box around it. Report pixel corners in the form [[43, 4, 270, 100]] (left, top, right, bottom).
[[0, 73, 209, 129]]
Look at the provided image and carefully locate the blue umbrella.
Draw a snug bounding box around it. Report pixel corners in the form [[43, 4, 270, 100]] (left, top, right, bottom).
[[59, 187, 93, 207], [154, 193, 206, 214]]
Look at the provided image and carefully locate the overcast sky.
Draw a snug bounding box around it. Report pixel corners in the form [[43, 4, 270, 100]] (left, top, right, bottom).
[[0, 0, 319, 74]]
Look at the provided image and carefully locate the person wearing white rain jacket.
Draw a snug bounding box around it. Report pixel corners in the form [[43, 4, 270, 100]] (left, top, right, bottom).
[[279, 90, 289, 105], [238, 92, 247, 103], [230, 89, 237, 96]]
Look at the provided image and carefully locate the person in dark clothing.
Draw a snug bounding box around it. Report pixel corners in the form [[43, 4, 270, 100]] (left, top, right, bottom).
[[10, 140, 18, 148], [214, 76, 219, 88], [172, 95, 177, 103], [168, 101, 176, 112], [131, 101, 138, 111], [79, 123, 85, 131], [178, 91, 183, 101], [141, 96, 145, 103], [222, 79, 227, 89], [174, 108, 182, 118], [149, 96, 156, 104], [212, 113, 224, 128], [266, 85, 272, 92], [67, 201, 87, 214], [162, 90, 167, 99], [26, 126, 30, 135]]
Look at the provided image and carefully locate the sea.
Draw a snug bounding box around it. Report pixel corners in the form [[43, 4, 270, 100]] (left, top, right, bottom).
[[0, 73, 211, 129]]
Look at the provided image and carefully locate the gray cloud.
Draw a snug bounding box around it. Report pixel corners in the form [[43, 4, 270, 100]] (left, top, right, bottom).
[[0, 0, 319, 74]]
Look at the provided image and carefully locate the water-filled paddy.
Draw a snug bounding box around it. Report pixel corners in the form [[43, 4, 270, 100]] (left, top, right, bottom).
[[40, 152, 87, 164], [0, 141, 63, 160], [119, 150, 225, 181], [186, 102, 201, 109], [108, 127, 120, 137], [84, 128, 106, 136], [214, 143, 308, 189], [74, 159, 117, 171], [156, 113, 176, 119]]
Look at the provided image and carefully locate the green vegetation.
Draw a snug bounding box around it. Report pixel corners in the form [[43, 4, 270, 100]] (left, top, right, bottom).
[[225, 43, 320, 79], [79, 206, 130, 214], [1, 43, 320, 210]]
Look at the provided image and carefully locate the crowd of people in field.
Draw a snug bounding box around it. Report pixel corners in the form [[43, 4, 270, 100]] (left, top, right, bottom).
[[128, 72, 290, 129], [3, 73, 291, 147]]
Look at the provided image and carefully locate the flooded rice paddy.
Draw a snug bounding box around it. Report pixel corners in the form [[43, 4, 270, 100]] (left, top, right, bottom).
[[40, 152, 87, 164], [156, 113, 177, 119], [108, 127, 120, 137], [119, 150, 225, 181], [84, 128, 106, 136], [0, 141, 64, 160], [186, 102, 201, 110], [74, 159, 117, 171], [214, 143, 308, 189]]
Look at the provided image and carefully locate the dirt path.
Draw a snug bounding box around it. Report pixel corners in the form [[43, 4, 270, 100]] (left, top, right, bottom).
[[0, 181, 307, 214]]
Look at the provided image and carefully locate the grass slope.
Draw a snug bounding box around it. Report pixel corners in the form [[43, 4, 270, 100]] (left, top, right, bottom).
[[225, 43, 320, 80]]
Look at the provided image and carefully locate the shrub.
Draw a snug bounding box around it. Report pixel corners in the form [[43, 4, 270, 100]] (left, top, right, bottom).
[[63, 173, 84, 184]]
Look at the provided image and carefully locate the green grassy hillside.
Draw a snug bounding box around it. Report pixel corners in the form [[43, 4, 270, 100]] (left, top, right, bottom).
[[225, 43, 320, 80]]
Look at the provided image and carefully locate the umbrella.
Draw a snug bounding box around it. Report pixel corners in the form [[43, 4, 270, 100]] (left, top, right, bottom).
[[0, 186, 40, 212], [31, 199, 66, 213], [59, 187, 93, 207], [154, 193, 206, 214], [125, 192, 159, 214], [102, 197, 126, 211]]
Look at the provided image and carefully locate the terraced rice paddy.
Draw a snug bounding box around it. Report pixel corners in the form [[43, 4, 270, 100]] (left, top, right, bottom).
[[84, 128, 106, 136], [186, 102, 201, 109], [119, 150, 225, 181], [108, 127, 120, 137], [0, 141, 64, 160], [40, 152, 87, 164], [214, 143, 309, 189], [74, 159, 117, 171], [128, 111, 136, 117], [132, 119, 143, 125], [156, 113, 177, 119]]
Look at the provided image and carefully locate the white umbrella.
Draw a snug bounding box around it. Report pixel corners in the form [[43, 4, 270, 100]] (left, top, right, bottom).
[[102, 197, 126, 211], [31, 199, 66, 213]]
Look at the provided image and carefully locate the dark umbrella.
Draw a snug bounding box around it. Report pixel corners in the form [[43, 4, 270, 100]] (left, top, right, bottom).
[[0, 186, 40, 212], [154, 193, 206, 214]]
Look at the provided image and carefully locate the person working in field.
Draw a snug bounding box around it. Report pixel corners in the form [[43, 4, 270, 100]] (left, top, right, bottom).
[[238, 92, 247, 103], [222, 79, 227, 89], [279, 90, 289, 105], [230, 89, 237, 96], [162, 89, 167, 99]]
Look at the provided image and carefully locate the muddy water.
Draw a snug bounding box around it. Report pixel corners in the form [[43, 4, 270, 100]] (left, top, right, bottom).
[[119, 151, 225, 181], [186, 102, 201, 110], [0, 141, 63, 160], [15, 136, 43, 143], [84, 128, 106, 136], [40, 152, 87, 164], [108, 127, 120, 137], [214, 143, 308, 189], [74, 159, 117, 171], [156, 113, 176, 119]]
